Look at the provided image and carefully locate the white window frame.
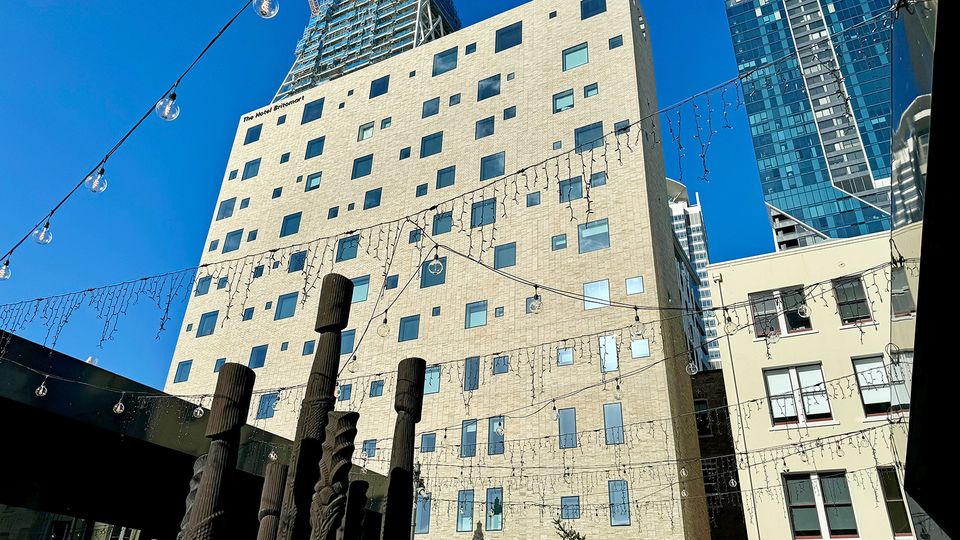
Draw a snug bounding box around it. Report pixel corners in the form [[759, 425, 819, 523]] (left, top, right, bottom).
[[763, 363, 832, 426], [749, 286, 812, 338]]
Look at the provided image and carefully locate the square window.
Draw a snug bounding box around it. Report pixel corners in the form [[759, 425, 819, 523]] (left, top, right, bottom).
[[248, 345, 268, 369], [380, 117, 392, 129], [352, 154, 374, 179], [416, 183, 428, 197], [506, 72, 515, 81], [465, 301, 487, 329], [584, 280, 610, 310], [369, 75, 390, 98], [422, 97, 440, 118], [305, 172, 322, 192], [582, 0, 607, 19], [526, 192, 541, 207], [552, 234, 567, 251], [465, 42, 477, 54], [575, 121, 604, 153], [553, 141, 562, 150], [223, 229, 243, 253], [244, 124, 262, 145], [280, 212, 302, 237], [584, 83, 599, 97], [280, 341, 289, 352], [251, 265, 264, 279], [302, 98, 325, 124], [590, 171, 607, 187], [424, 365, 441, 394], [363, 187, 382, 209], [242, 307, 254, 321], [305, 136, 325, 159], [358, 122, 374, 141], [409, 229, 422, 244], [399, 315, 420, 342], [302, 340, 316, 356], [256, 393, 278, 419], [280, 152, 290, 164], [553, 89, 574, 113], [420, 132, 443, 158], [433, 47, 458, 76], [351, 275, 370, 303], [277, 114, 286, 125], [494, 306, 504, 318], [420, 257, 446, 288], [493, 355, 509, 374], [614, 120, 630, 134], [274, 292, 298, 320], [214, 358, 226, 372], [495, 21, 523, 52], [339, 384, 353, 401], [409, 70, 416, 77], [385, 274, 399, 289], [475, 116, 495, 139], [285, 251, 306, 273], [494, 242, 516, 269], [631, 339, 651, 358], [327, 206, 339, 219], [559, 177, 584, 202], [228, 169, 238, 181], [421, 432, 437, 452], [626, 276, 644, 294], [609, 34, 623, 49], [432, 212, 452, 235], [195, 276, 212, 296], [336, 235, 360, 262], [578, 219, 610, 253], [247, 230, 258, 242], [431, 306, 441, 316], [561, 496, 580, 520], [216, 277, 228, 289], [562, 43, 589, 71], [436, 165, 456, 189], [216, 198, 236, 221], [272, 187, 283, 199], [480, 152, 505, 181], [399, 147, 411, 160], [503, 105, 516, 120], [449, 93, 461, 106], [471, 198, 496, 228], [341, 330, 356, 355], [370, 380, 385, 397], [239, 198, 249, 209], [477, 74, 502, 101], [242, 158, 261, 180]]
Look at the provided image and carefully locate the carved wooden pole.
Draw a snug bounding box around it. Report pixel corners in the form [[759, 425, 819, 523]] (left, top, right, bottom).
[[380, 358, 426, 540], [182, 363, 256, 539], [309, 411, 360, 540], [339, 481, 369, 540], [278, 274, 353, 540], [177, 455, 207, 540], [257, 460, 289, 540]]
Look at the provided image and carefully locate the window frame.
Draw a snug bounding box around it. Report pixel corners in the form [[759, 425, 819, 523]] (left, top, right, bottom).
[[562, 43, 589, 71], [763, 363, 832, 426]]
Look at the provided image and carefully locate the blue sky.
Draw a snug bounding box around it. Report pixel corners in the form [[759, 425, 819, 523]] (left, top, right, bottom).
[[0, 0, 770, 387]]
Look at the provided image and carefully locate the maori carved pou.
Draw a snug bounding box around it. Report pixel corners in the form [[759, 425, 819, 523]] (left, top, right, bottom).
[[309, 411, 360, 540]]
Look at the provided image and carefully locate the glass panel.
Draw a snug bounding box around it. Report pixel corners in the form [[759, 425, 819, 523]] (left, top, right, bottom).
[[486, 488, 504, 530], [765, 369, 798, 422], [456, 490, 474, 531], [599, 334, 618, 373], [558, 408, 577, 449], [608, 480, 630, 526], [414, 493, 431, 533], [797, 365, 830, 418], [603, 403, 624, 444]]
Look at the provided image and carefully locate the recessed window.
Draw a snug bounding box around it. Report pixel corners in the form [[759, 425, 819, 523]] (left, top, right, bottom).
[[526, 192, 541, 207], [244, 124, 262, 145], [358, 122, 374, 141], [248, 345, 268, 369], [603, 402, 624, 444], [477, 74, 502, 101], [614, 119, 631, 134], [764, 363, 831, 425], [449, 93, 461, 106], [381, 117, 392, 129], [341, 330, 356, 355], [561, 496, 580, 520], [409, 229, 422, 244], [475, 116, 495, 139], [460, 421, 478, 458], [302, 98, 325, 124], [385, 274, 399, 289], [416, 183, 428, 197], [559, 176, 584, 202], [465, 301, 487, 329], [421, 432, 437, 452], [853, 356, 910, 415], [465, 42, 477, 54], [578, 218, 610, 253], [480, 151, 505, 181], [339, 384, 353, 401], [590, 171, 607, 186], [363, 187, 382, 209], [242, 307, 254, 321], [305, 172, 322, 192], [327, 206, 339, 219], [247, 230, 258, 242], [436, 165, 456, 189], [369, 75, 390, 98], [609, 34, 623, 49], [216, 277, 228, 289], [625, 276, 644, 294], [252, 265, 264, 279], [239, 198, 249, 209], [277, 115, 286, 125], [432, 212, 452, 235], [748, 286, 812, 337], [464, 357, 480, 391], [557, 347, 574, 366], [584, 82, 599, 97], [506, 72, 515, 81], [305, 136, 325, 159], [456, 489, 475, 531], [173, 360, 192, 383], [399, 147, 411, 160], [784, 473, 857, 538], [583, 280, 610, 310], [694, 399, 712, 437], [432, 306, 441, 317], [422, 97, 440, 118], [242, 158, 261, 180], [274, 292, 298, 320], [195, 276, 212, 297], [214, 358, 226, 372], [574, 121, 604, 153], [336, 234, 360, 262], [552, 234, 567, 251], [553, 89, 574, 113], [352, 154, 374, 179], [420, 257, 446, 288], [362, 439, 376, 457], [471, 198, 496, 228], [370, 379, 385, 397], [494, 242, 516, 269], [302, 340, 315, 356], [553, 141, 562, 150], [503, 106, 516, 120], [271, 187, 283, 199], [280, 152, 290, 164], [432, 47, 458, 76], [424, 365, 441, 394], [558, 408, 577, 448], [608, 480, 630, 526], [279, 212, 301, 237], [256, 393, 278, 419], [216, 198, 236, 221], [599, 334, 618, 372], [495, 21, 523, 52], [399, 315, 420, 342], [223, 229, 243, 253], [420, 132, 443, 158], [562, 43, 589, 71], [581, 0, 607, 19]]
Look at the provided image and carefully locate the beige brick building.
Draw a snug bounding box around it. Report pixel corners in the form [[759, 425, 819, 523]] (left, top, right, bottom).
[[708, 232, 918, 539], [164, 0, 710, 537]]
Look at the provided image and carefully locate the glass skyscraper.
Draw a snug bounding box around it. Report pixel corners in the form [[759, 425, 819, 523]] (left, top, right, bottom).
[[725, 0, 892, 250]]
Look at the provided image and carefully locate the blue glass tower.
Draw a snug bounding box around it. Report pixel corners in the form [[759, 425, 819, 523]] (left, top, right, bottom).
[[725, 0, 892, 250], [275, 0, 461, 102]]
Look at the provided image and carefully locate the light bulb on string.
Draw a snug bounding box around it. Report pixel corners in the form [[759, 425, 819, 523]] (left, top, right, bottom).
[[723, 309, 737, 334], [268, 448, 279, 462], [630, 307, 644, 338], [193, 405, 205, 419], [33, 222, 53, 245], [253, 0, 279, 18], [729, 478, 738, 488], [529, 285, 543, 314], [680, 488, 688, 498], [155, 91, 181, 121], [551, 401, 559, 421], [797, 303, 811, 319], [113, 394, 126, 414], [765, 328, 781, 345], [495, 420, 505, 437], [614, 381, 622, 401], [427, 249, 444, 275], [686, 361, 700, 376], [85, 167, 108, 193], [0, 260, 11, 281], [35, 376, 49, 397], [376, 313, 389, 337]]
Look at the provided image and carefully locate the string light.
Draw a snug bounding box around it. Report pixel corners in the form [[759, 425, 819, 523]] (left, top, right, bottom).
[[427, 248, 444, 275], [614, 380, 622, 401], [192, 405, 205, 418], [529, 285, 543, 314], [155, 91, 180, 122], [630, 307, 644, 338], [32, 222, 53, 245], [35, 376, 49, 397], [84, 167, 107, 193], [723, 309, 737, 334], [268, 448, 279, 461], [376, 311, 389, 338], [112, 394, 126, 414], [686, 361, 700, 376], [797, 303, 811, 318], [254, 0, 279, 18], [551, 401, 559, 421], [495, 420, 505, 437], [0, 260, 10, 281]]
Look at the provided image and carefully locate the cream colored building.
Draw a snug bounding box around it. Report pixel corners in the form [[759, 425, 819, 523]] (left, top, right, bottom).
[[164, 0, 711, 537], [708, 231, 917, 540]]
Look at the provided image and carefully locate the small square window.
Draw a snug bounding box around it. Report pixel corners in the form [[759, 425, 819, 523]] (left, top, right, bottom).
[[506, 72, 515, 81], [557, 347, 574, 366], [327, 206, 339, 219], [302, 340, 316, 356], [609, 35, 623, 49], [561, 496, 580, 520], [549, 10, 557, 18], [480, 152, 505, 181], [465, 42, 477, 54], [399, 315, 420, 342], [339, 384, 353, 401], [590, 171, 608, 187], [416, 183, 428, 197], [503, 106, 516, 120], [553, 89, 574, 113], [422, 97, 440, 118], [562, 43, 589, 71], [214, 358, 226, 372], [584, 83, 599, 97], [280, 341, 289, 351], [256, 393, 278, 418], [494, 306, 504, 318], [552, 234, 567, 250], [385, 274, 399, 289], [631, 339, 651, 358], [614, 119, 631, 135], [239, 198, 249, 209], [195, 276, 212, 296], [242, 158, 261, 180], [436, 166, 456, 189], [347, 89, 354, 96], [409, 70, 417, 78], [247, 230, 258, 242], [432, 306, 441, 317], [475, 116, 495, 139], [277, 114, 286, 125], [185, 323, 193, 333], [217, 277, 228, 289], [477, 74, 502, 101], [242, 307, 254, 321], [381, 117, 392, 129], [280, 152, 290, 164], [196, 311, 218, 337], [433, 212, 453, 235], [626, 276, 644, 294], [348, 202, 355, 211], [228, 169, 238, 180], [306, 172, 322, 192], [272, 187, 283, 199], [525, 296, 541, 314], [526, 192, 541, 207], [252, 265, 264, 279], [449, 93, 461, 106], [494, 243, 516, 269], [208, 239, 219, 252], [420, 257, 446, 288], [399, 147, 411, 160], [553, 141, 562, 150], [336, 235, 360, 262], [369, 75, 390, 98], [358, 122, 374, 141], [223, 230, 243, 253], [370, 380, 385, 397]]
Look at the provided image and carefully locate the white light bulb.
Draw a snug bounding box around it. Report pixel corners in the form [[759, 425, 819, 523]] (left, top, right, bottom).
[[551, 405, 559, 421], [680, 488, 688, 498], [495, 421, 505, 437], [85, 168, 108, 193], [113, 400, 125, 414], [729, 478, 738, 488], [0, 261, 11, 281], [33, 223, 53, 245], [268, 449, 279, 461], [797, 304, 811, 319], [686, 362, 700, 376], [155, 92, 180, 121], [723, 314, 737, 334], [529, 294, 542, 314], [631, 315, 645, 338], [766, 329, 781, 345], [376, 317, 389, 337], [193, 406, 205, 418], [253, 0, 279, 18], [427, 256, 444, 275], [35, 380, 48, 397], [680, 467, 688, 478], [614, 384, 622, 401]]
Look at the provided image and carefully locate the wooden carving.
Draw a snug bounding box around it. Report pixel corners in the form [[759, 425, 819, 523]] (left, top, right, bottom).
[[309, 411, 360, 540]]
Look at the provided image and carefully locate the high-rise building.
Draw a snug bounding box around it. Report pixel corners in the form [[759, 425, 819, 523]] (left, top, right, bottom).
[[667, 179, 719, 368], [724, 0, 893, 250], [166, 0, 712, 537], [274, 0, 461, 102]]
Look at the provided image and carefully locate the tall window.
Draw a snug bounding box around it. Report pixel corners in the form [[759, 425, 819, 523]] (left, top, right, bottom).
[[301, 98, 324, 123], [833, 277, 872, 325], [494, 242, 516, 269], [891, 267, 916, 317], [424, 365, 441, 394], [305, 172, 322, 191], [248, 345, 268, 369], [414, 493, 431, 534], [460, 420, 477, 458], [421, 432, 436, 452], [748, 286, 811, 337], [561, 496, 581, 520], [578, 219, 610, 253], [477, 74, 502, 101], [603, 403, 624, 444], [562, 43, 589, 71], [486, 488, 504, 530], [785, 473, 858, 538], [877, 467, 912, 536], [352, 275, 370, 302], [763, 364, 831, 425], [608, 480, 630, 526], [558, 408, 577, 449], [456, 490, 474, 531], [464, 357, 480, 391], [853, 355, 910, 415], [174, 360, 192, 383], [694, 400, 712, 437], [432, 47, 458, 76], [488, 417, 504, 455], [495, 21, 522, 52], [598, 334, 618, 373]]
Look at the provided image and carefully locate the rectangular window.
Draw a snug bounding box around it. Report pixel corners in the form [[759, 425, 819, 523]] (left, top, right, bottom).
[[248, 345, 268, 369], [363, 187, 382, 210], [833, 277, 872, 324], [369, 380, 384, 397], [626, 276, 644, 294], [280, 212, 301, 237], [432, 212, 452, 235], [584, 82, 599, 97], [339, 384, 352, 401], [256, 393, 278, 419], [465, 301, 487, 328], [785, 474, 821, 538], [305, 136, 325, 159], [424, 365, 441, 395], [464, 356, 480, 391], [765, 364, 831, 425], [558, 408, 577, 449], [302, 98, 325, 124], [599, 334, 618, 373], [503, 105, 516, 119], [361, 439, 377, 458], [436, 166, 456, 189], [493, 355, 509, 374], [471, 198, 496, 227], [559, 176, 584, 202], [853, 356, 910, 415], [214, 358, 226, 372], [369, 75, 389, 98], [608, 480, 630, 526], [244, 123, 262, 144], [553, 89, 574, 113], [420, 132, 443, 158], [304, 172, 322, 192], [578, 219, 610, 253], [609, 34, 623, 48], [195, 276, 211, 296], [352, 154, 373, 179], [478, 74, 502, 101], [486, 487, 504, 530], [526, 192, 541, 207], [414, 493, 431, 534], [421, 432, 436, 453], [242, 158, 261, 180], [480, 152, 505, 181], [749, 286, 812, 337], [420, 257, 446, 288], [288, 251, 307, 273], [352, 275, 370, 303], [493, 242, 516, 269], [891, 267, 916, 316], [821, 473, 858, 536], [456, 489, 474, 531], [274, 292, 298, 320], [216, 198, 236, 220], [242, 307, 254, 321], [475, 116, 495, 139], [432, 47, 458, 76], [574, 121, 603, 153], [399, 315, 420, 342], [422, 97, 440, 118], [581, 0, 607, 19], [460, 421, 477, 458], [357, 122, 374, 141], [614, 120, 630, 134], [173, 360, 192, 383], [197, 311, 219, 337], [563, 43, 589, 71], [552, 234, 567, 250], [302, 340, 315, 356], [495, 21, 522, 52], [561, 496, 581, 520], [336, 235, 360, 262], [878, 467, 912, 535], [557, 347, 574, 366], [341, 330, 356, 356], [603, 402, 624, 444], [583, 279, 611, 310]]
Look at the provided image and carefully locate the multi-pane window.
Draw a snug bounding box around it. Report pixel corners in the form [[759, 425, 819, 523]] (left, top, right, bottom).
[[833, 277, 872, 324], [878, 467, 912, 536], [432, 47, 458, 76], [363, 188, 382, 210], [562, 43, 589, 71], [480, 152, 505, 181], [456, 489, 474, 531], [197, 311, 219, 337], [785, 473, 858, 538], [558, 408, 577, 449], [853, 355, 910, 415], [464, 357, 480, 391], [336, 235, 360, 262], [559, 177, 584, 202], [414, 493, 431, 534], [399, 315, 420, 342], [477, 74, 502, 101], [578, 219, 610, 253], [891, 267, 916, 317], [420, 257, 446, 288], [465, 301, 487, 328], [574, 121, 604, 153], [173, 360, 192, 383], [764, 364, 831, 425], [581, 0, 607, 19], [460, 421, 478, 458], [420, 132, 443, 158], [561, 496, 581, 520], [583, 279, 610, 310], [216, 198, 236, 220], [599, 334, 618, 373], [305, 136, 325, 159], [244, 124, 262, 144], [424, 365, 441, 395], [475, 116, 495, 139], [248, 345, 268, 369], [495, 21, 522, 52], [301, 98, 324, 124], [486, 487, 504, 531], [369, 75, 390, 98], [256, 393, 279, 419], [608, 480, 630, 526], [584, 82, 599, 97], [493, 242, 516, 269], [471, 198, 496, 227], [553, 89, 574, 113], [274, 292, 298, 320], [603, 402, 624, 444], [748, 286, 812, 338], [436, 166, 456, 189], [280, 212, 301, 237], [357, 122, 374, 141], [422, 97, 440, 118], [242, 158, 261, 180]]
